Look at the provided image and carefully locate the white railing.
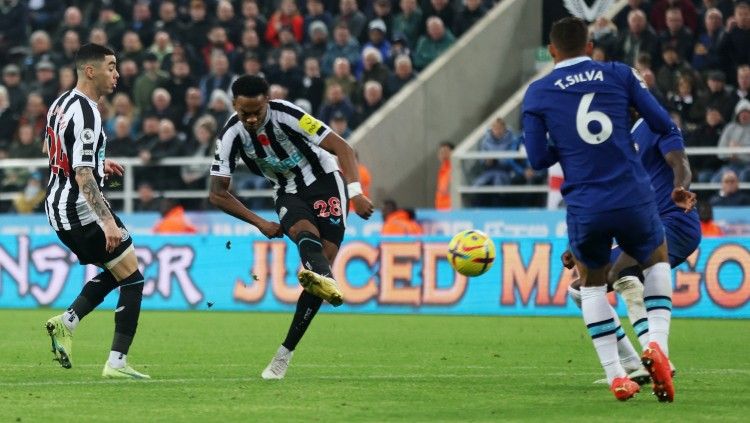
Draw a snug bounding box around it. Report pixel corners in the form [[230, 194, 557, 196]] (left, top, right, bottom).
[[0, 157, 273, 212]]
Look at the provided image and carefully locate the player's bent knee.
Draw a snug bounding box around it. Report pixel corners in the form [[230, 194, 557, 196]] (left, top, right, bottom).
[[118, 269, 145, 289], [288, 220, 319, 241], [106, 245, 139, 281]]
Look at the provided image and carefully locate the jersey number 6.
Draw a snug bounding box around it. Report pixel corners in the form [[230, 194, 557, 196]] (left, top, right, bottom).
[[46, 126, 70, 177], [576, 93, 613, 145]]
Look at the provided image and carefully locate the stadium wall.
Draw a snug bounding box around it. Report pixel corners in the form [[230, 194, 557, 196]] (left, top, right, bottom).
[[350, 0, 542, 208]]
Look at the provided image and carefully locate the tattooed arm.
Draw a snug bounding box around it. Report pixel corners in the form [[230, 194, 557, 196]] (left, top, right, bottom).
[[75, 167, 121, 252]]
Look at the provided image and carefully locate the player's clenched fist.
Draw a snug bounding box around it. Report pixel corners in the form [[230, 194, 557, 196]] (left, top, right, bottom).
[[351, 194, 374, 219]]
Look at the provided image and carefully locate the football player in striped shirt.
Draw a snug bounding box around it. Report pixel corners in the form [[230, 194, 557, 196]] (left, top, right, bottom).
[[43, 44, 149, 379], [209, 75, 374, 379]]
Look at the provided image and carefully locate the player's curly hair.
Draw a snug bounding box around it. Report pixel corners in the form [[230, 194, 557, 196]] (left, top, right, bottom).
[[231, 75, 269, 99]]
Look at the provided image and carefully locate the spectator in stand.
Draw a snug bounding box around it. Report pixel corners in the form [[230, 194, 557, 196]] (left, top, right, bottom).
[[413, 16, 455, 71], [729, 65, 750, 112], [88, 27, 109, 50], [656, 44, 700, 98], [135, 182, 161, 212], [57, 66, 76, 95], [388, 33, 412, 68], [0, 0, 28, 61], [233, 30, 267, 74], [121, 31, 146, 66], [393, 0, 424, 48], [590, 46, 608, 62], [387, 54, 416, 96], [58, 30, 81, 69], [357, 47, 390, 93], [321, 22, 361, 76], [30, 60, 57, 106], [0, 86, 19, 150], [155, 0, 185, 42], [614, 9, 659, 66], [202, 26, 236, 71], [326, 57, 357, 97], [651, 0, 697, 33], [266, 0, 304, 47], [115, 59, 139, 98], [695, 70, 735, 122], [207, 89, 234, 126], [148, 88, 180, 127], [381, 199, 423, 236], [148, 30, 174, 66], [18, 92, 46, 139], [692, 7, 724, 72], [181, 115, 217, 193], [364, 19, 392, 63], [369, 0, 395, 40], [300, 57, 325, 114], [640, 67, 669, 106], [613, 0, 651, 29], [697, 1, 734, 30], [304, 0, 334, 42], [424, 0, 455, 34], [164, 60, 196, 115], [304, 21, 330, 61], [272, 25, 305, 65], [241, 52, 266, 78], [179, 87, 205, 138], [329, 111, 351, 138], [97, 5, 127, 50], [356, 80, 385, 125], [146, 119, 183, 190], [184, 0, 214, 52], [216, 0, 244, 45], [135, 114, 161, 169], [717, 1, 750, 85], [658, 7, 695, 63], [11, 171, 46, 214], [9, 122, 42, 159], [453, 0, 486, 37], [687, 107, 725, 182], [337, 0, 367, 41], [668, 74, 702, 127], [472, 117, 522, 188], [698, 201, 724, 236], [268, 48, 304, 99], [199, 51, 236, 108], [128, 2, 155, 47], [133, 52, 169, 114], [319, 81, 356, 125], [716, 99, 750, 181], [240, 0, 268, 35], [435, 141, 453, 210], [23, 30, 57, 83], [710, 169, 750, 205], [105, 93, 138, 139], [54, 6, 86, 50], [2, 64, 28, 115], [108, 116, 137, 158], [590, 17, 619, 58], [269, 83, 289, 100]]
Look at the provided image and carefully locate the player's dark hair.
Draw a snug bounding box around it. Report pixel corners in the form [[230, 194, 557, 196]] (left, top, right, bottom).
[[440, 141, 455, 150], [549, 17, 589, 56], [231, 74, 269, 98], [74, 43, 115, 70]]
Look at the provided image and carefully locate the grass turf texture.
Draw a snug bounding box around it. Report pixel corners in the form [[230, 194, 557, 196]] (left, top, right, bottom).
[[1, 310, 748, 422]]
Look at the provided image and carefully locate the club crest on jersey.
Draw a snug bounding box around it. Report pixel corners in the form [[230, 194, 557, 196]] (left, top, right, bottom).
[[299, 113, 322, 135], [80, 128, 95, 144]]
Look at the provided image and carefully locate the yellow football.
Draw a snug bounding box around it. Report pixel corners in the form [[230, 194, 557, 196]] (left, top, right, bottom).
[[447, 230, 496, 277]]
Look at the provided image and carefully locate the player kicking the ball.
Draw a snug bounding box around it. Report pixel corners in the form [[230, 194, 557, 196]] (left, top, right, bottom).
[[565, 117, 700, 385], [43, 44, 149, 379], [523, 18, 677, 401], [209, 75, 374, 379]]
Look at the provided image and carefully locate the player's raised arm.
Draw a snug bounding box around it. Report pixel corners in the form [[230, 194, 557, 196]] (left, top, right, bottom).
[[319, 132, 374, 219], [660, 131, 696, 212], [521, 107, 558, 170]]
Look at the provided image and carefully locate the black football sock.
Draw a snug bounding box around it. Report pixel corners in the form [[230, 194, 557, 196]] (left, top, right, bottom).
[[282, 290, 324, 351], [111, 270, 144, 355], [296, 231, 333, 277], [64, 271, 120, 328]]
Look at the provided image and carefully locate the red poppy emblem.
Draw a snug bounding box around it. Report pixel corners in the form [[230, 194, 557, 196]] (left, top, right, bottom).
[[258, 134, 270, 146]]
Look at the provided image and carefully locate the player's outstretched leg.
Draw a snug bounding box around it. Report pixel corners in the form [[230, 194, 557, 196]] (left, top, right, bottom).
[[45, 271, 120, 369], [641, 262, 674, 402], [102, 270, 150, 379], [294, 231, 343, 306]]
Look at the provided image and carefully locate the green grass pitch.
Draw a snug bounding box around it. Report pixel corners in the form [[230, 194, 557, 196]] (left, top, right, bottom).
[[1, 310, 749, 422]]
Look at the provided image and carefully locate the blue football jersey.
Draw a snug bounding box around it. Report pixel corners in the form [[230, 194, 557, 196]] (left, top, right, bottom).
[[631, 118, 687, 215], [522, 57, 674, 213]]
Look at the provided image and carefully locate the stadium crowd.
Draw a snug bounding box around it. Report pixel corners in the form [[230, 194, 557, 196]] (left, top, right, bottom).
[[0, 0, 498, 213], [470, 0, 750, 206]]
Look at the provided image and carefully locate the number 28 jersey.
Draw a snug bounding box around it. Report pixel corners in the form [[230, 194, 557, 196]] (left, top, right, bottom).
[[522, 57, 674, 213], [44, 89, 107, 231]]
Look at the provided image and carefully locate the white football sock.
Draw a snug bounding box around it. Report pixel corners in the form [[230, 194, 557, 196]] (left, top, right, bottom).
[[581, 285, 626, 384], [108, 351, 126, 369], [62, 309, 79, 331], [613, 275, 649, 350], [643, 262, 672, 357], [611, 306, 641, 372]]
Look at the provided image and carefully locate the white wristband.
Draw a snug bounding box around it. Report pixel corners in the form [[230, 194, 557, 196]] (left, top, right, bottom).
[[347, 182, 363, 197]]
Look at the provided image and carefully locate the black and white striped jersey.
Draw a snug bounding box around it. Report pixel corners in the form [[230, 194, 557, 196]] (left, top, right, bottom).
[[210, 99, 339, 195], [44, 89, 107, 231]]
